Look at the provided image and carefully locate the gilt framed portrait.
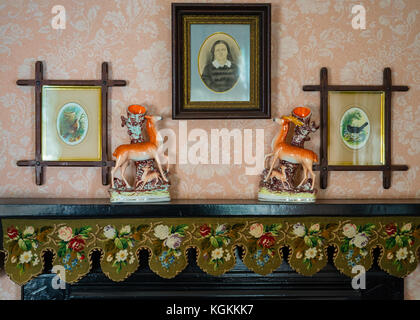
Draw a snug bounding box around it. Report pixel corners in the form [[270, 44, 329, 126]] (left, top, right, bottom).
[[328, 91, 385, 166], [172, 3, 271, 119], [42, 86, 102, 161]]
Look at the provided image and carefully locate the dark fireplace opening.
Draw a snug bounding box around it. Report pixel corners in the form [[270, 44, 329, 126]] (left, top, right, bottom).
[[23, 246, 403, 300]]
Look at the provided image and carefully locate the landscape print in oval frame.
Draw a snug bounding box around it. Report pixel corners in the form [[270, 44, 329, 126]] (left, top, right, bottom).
[[57, 102, 89, 146], [42, 86, 102, 161], [328, 91, 385, 166]]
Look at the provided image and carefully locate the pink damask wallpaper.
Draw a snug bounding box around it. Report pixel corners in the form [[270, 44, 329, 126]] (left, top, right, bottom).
[[0, 0, 419, 299]]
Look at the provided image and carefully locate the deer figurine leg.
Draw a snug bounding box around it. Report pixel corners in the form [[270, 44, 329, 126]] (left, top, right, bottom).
[[264, 153, 273, 168], [136, 166, 150, 190], [264, 152, 279, 182], [138, 181, 146, 190], [153, 176, 163, 187], [111, 154, 125, 188], [270, 173, 281, 187], [281, 177, 290, 189], [306, 161, 316, 190], [162, 154, 170, 172], [302, 159, 316, 190], [297, 160, 315, 190], [120, 160, 131, 188], [153, 154, 168, 182], [297, 163, 308, 188], [111, 167, 116, 189], [280, 170, 290, 189], [310, 171, 316, 190]]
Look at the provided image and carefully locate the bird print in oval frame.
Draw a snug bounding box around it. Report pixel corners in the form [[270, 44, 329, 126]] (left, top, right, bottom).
[[340, 106, 370, 150], [328, 91, 385, 166]]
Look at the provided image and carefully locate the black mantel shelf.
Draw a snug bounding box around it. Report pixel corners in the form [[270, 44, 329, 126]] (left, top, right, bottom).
[[0, 198, 419, 218], [1, 198, 416, 300]]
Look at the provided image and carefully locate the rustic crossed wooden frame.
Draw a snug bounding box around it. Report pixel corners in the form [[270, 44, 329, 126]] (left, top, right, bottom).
[[303, 67, 409, 189], [16, 61, 126, 185]]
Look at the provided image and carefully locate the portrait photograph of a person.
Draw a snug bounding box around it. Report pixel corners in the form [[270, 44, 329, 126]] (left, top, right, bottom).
[[173, 6, 271, 118], [190, 26, 251, 103], [200, 38, 240, 93]]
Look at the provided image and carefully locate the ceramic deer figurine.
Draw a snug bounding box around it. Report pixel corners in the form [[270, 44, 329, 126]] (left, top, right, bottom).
[[268, 166, 290, 189], [264, 116, 318, 190], [135, 165, 163, 189], [111, 115, 168, 188]]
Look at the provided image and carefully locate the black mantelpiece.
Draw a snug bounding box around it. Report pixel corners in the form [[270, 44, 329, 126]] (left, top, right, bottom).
[[1, 198, 418, 300], [0, 198, 419, 218]]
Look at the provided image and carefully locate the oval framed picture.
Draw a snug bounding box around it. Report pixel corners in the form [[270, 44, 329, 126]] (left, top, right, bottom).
[[57, 102, 89, 146], [198, 32, 242, 93], [328, 91, 385, 166], [41, 85, 102, 161], [339, 107, 370, 150]]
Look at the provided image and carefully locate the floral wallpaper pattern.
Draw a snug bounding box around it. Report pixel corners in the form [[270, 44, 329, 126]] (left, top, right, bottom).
[[0, 0, 419, 299]]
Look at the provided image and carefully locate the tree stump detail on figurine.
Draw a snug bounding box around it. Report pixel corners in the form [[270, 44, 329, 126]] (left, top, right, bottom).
[[109, 105, 170, 202], [258, 107, 319, 202]]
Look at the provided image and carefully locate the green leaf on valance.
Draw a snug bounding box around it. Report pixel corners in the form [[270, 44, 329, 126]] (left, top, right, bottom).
[[1, 217, 419, 285]]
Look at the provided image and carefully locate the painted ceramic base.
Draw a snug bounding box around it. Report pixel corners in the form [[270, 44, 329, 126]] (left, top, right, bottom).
[[109, 189, 170, 203], [258, 187, 316, 202]]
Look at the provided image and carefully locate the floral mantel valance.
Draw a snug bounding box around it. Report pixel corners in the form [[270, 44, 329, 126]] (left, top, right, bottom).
[[1, 217, 419, 285]]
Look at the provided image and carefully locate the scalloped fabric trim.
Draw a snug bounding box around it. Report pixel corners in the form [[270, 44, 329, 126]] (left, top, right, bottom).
[[1, 217, 419, 285]]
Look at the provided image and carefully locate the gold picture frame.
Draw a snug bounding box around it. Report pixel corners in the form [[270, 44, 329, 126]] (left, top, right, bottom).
[[42, 86, 102, 161], [328, 91, 385, 166], [172, 3, 271, 119]]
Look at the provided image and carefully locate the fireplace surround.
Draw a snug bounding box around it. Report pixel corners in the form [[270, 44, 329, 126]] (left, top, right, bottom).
[[0, 199, 418, 300]]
